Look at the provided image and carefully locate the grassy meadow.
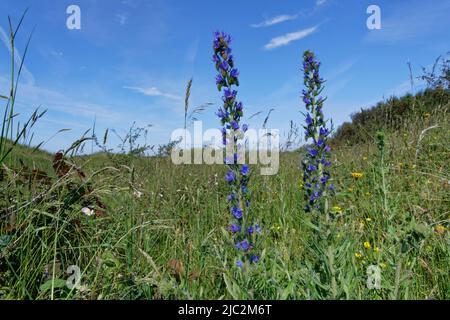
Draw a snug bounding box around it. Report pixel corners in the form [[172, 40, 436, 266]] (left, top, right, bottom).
[[1, 88, 449, 299], [0, 14, 449, 300]]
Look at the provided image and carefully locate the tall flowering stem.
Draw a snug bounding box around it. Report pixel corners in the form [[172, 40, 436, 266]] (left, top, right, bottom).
[[212, 31, 260, 268], [301, 50, 334, 215]]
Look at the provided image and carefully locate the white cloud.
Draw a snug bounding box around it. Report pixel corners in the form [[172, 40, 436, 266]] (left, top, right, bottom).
[[316, 0, 327, 6], [124, 85, 182, 100], [264, 26, 317, 50], [115, 13, 128, 26], [50, 50, 63, 57], [251, 14, 298, 28]]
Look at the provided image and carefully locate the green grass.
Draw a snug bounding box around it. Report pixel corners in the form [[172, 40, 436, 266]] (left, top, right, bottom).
[[0, 100, 448, 299]]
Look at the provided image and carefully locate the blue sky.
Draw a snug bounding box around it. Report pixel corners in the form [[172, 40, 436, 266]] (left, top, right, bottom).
[[0, 0, 449, 152]]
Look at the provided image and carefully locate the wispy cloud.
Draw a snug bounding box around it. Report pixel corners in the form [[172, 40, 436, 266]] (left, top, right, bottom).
[[0, 75, 122, 122], [49, 50, 63, 58], [121, 0, 140, 8], [251, 14, 298, 28], [325, 59, 358, 98], [124, 85, 182, 100], [0, 26, 35, 86], [264, 26, 317, 50], [316, 0, 327, 6], [115, 13, 128, 26], [185, 38, 200, 64]]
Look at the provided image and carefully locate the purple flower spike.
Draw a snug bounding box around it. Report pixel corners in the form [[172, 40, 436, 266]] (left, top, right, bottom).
[[212, 31, 259, 266], [301, 50, 332, 213]]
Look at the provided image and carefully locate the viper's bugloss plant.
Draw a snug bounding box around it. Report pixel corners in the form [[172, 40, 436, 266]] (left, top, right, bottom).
[[301, 50, 334, 214], [212, 31, 260, 267]]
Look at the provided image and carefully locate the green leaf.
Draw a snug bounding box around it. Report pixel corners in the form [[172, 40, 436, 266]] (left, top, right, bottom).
[[223, 273, 240, 299], [40, 279, 66, 292]]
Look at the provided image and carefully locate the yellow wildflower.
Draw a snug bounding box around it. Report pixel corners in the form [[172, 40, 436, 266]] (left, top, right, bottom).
[[332, 205, 343, 214], [362, 156, 368, 161], [348, 187, 353, 192], [355, 252, 363, 259], [365, 217, 372, 222], [374, 247, 380, 253], [351, 172, 364, 179], [435, 225, 446, 234], [363, 241, 371, 249]]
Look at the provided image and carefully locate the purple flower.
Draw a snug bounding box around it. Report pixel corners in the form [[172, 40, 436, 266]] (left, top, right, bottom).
[[219, 60, 229, 72], [230, 224, 241, 233], [212, 31, 259, 266], [301, 51, 332, 213], [224, 88, 237, 100], [241, 240, 249, 251], [216, 74, 224, 85], [319, 127, 329, 136], [231, 207, 243, 219], [248, 226, 254, 235], [255, 224, 261, 233], [316, 139, 324, 147], [303, 97, 311, 105], [250, 255, 259, 264], [308, 148, 318, 157], [320, 175, 330, 184], [225, 170, 235, 183], [230, 120, 239, 130], [306, 113, 313, 126], [216, 108, 229, 120]]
